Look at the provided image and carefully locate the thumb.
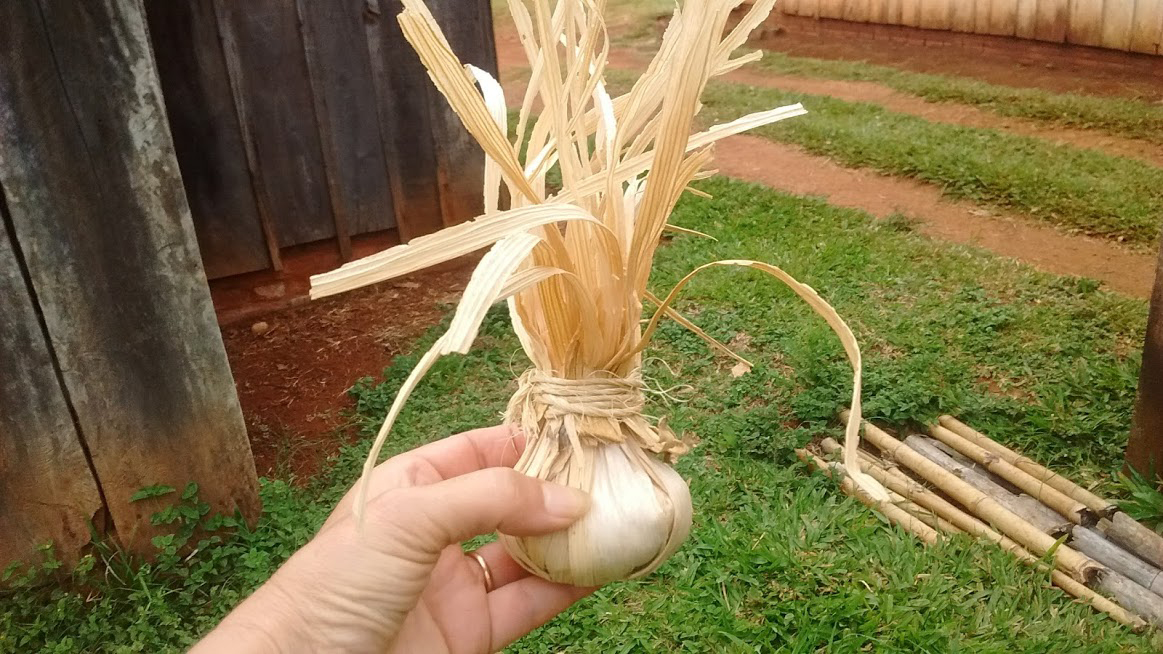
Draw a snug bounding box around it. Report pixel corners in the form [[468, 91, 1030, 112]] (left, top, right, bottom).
[[364, 467, 590, 550]]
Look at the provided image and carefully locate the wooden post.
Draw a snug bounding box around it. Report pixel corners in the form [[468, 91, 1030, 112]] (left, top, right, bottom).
[[1126, 240, 1163, 480], [0, 0, 260, 555], [0, 201, 104, 565]]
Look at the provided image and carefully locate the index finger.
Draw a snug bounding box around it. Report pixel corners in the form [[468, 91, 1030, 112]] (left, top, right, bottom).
[[328, 425, 526, 525]]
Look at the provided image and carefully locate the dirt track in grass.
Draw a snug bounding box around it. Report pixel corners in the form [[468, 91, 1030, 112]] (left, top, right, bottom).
[[495, 28, 1158, 299]]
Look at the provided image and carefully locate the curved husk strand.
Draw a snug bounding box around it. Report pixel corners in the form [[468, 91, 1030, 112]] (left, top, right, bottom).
[[308, 0, 886, 587]]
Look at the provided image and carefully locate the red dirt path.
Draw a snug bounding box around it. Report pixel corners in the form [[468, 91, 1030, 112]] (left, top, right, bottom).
[[217, 262, 471, 480], [219, 18, 1160, 481]]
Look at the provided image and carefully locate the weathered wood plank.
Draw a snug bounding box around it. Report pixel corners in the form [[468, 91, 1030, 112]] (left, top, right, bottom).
[[919, 0, 951, 30], [1126, 241, 1163, 480], [145, 0, 272, 279], [899, 0, 921, 27], [987, 0, 1017, 35], [423, 0, 491, 228], [1099, 514, 1163, 569], [212, 0, 284, 271], [1129, 0, 1163, 54], [1067, 0, 1106, 47], [973, 0, 993, 34], [295, 0, 396, 241], [0, 198, 104, 566], [1096, 568, 1163, 629], [950, 0, 977, 32], [365, 0, 445, 242], [842, 0, 871, 22], [1100, 0, 1135, 51], [1034, 0, 1071, 42], [817, 0, 846, 20], [905, 436, 1070, 534], [216, 0, 334, 247], [781, 0, 801, 16], [296, 0, 353, 261], [0, 0, 260, 551], [1015, 0, 1039, 38], [1072, 526, 1163, 597]]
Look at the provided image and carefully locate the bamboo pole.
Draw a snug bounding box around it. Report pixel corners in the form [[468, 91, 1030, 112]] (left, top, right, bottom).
[[904, 435, 1070, 536], [817, 439, 1147, 630], [843, 412, 1102, 584], [1099, 514, 1163, 570], [796, 448, 939, 545], [1072, 527, 1163, 598], [1097, 570, 1163, 629], [929, 424, 1093, 526], [939, 416, 1116, 516]]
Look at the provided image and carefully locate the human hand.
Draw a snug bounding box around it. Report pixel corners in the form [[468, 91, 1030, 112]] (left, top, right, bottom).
[[192, 425, 594, 653]]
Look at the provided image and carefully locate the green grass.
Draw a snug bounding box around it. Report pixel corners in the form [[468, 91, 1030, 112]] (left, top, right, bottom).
[[749, 51, 1163, 146], [2, 179, 1155, 651], [697, 79, 1163, 245]]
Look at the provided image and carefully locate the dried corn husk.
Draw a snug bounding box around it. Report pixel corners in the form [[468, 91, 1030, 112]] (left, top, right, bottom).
[[310, 0, 886, 586]]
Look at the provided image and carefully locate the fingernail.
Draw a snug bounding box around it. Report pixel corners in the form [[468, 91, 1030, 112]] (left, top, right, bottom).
[[541, 483, 590, 519]]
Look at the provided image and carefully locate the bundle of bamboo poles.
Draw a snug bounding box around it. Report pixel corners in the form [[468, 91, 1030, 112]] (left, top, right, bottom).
[[796, 414, 1163, 632]]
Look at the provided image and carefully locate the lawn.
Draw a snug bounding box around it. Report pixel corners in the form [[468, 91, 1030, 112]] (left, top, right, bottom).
[[3, 178, 1155, 652], [696, 79, 1163, 246], [748, 51, 1163, 146]]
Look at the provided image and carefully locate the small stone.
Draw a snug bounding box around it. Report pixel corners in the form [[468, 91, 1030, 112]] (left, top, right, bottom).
[[394, 281, 421, 290], [254, 283, 286, 299], [251, 321, 271, 336]]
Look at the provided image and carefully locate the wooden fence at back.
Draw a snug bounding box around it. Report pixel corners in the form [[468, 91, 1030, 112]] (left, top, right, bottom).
[[145, 0, 498, 280], [779, 0, 1163, 55]]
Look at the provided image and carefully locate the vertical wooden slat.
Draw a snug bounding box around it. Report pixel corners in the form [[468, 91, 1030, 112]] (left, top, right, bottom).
[[423, 0, 491, 228], [144, 0, 272, 279], [818, 0, 846, 19], [987, 0, 1018, 34], [1100, 0, 1135, 51], [1130, 0, 1163, 53], [974, 0, 993, 34], [950, 0, 977, 32], [0, 196, 103, 566], [1016, 0, 1040, 38], [1034, 0, 1071, 41], [800, 0, 820, 18], [920, 0, 952, 30], [216, 0, 334, 247], [212, 0, 283, 271], [295, 0, 353, 261], [295, 0, 396, 239], [883, 0, 904, 25], [781, 0, 801, 16], [1067, 0, 1106, 47], [365, 0, 444, 242], [900, 0, 922, 27], [842, 0, 871, 22], [1126, 241, 1163, 480], [0, 0, 260, 551]]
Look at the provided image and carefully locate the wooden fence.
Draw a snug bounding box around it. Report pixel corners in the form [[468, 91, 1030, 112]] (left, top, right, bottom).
[[779, 0, 1163, 55], [145, 0, 497, 280], [0, 0, 259, 565]]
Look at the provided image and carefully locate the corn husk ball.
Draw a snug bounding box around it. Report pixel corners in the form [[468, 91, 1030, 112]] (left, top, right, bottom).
[[310, 0, 886, 587]]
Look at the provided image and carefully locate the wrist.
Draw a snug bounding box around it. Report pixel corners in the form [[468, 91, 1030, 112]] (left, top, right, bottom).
[[192, 579, 313, 653]]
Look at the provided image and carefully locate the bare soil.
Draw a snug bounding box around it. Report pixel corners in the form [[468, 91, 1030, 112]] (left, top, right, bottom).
[[714, 134, 1156, 298], [217, 264, 472, 480], [722, 69, 1163, 169], [495, 27, 1157, 298], [753, 15, 1163, 102], [219, 21, 1159, 481]]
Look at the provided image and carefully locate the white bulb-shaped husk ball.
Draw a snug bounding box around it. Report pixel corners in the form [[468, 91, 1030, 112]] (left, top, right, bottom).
[[500, 437, 692, 587]]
